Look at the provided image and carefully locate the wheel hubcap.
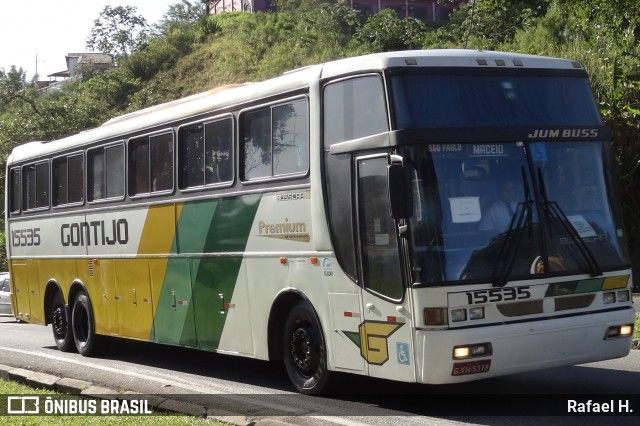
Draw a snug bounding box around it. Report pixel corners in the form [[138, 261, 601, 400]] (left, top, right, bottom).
[[290, 323, 318, 375], [52, 307, 67, 337]]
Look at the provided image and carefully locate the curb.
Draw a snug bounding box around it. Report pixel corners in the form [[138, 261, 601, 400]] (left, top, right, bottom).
[[0, 363, 260, 425]]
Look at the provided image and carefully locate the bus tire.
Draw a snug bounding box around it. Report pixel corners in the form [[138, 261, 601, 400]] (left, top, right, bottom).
[[283, 301, 330, 395], [51, 292, 74, 352], [71, 293, 100, 356]]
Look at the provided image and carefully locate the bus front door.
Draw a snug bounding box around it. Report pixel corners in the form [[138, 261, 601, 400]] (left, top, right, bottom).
[[356, 155, 416, 383]]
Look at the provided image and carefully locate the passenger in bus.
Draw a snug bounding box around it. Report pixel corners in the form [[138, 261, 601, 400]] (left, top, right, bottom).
[[153, 162, 172, 192], [478, 179, 518, 232]]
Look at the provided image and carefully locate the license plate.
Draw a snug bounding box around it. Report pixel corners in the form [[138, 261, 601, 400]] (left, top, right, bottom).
[[451, 359, 491, 376]]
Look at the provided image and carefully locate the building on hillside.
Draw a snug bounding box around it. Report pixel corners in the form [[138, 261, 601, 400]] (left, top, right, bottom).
[[37, 53, 113, 93], [63, 53, 113, 78], [209, 0, 465, 21]]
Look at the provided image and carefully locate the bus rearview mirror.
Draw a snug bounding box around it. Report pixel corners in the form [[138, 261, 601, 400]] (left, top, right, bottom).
[[388, 164, 412, 220]]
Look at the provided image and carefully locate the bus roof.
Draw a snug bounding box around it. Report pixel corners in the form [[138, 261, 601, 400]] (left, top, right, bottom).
[[320, 49, 583, 79], [8, 50, 583, 165]]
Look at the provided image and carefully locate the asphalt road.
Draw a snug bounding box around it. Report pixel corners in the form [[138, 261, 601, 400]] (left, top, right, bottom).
[[0, 313, 638, 426]]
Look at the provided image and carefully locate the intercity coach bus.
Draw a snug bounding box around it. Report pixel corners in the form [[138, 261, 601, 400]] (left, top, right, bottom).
[[5, 50, 635, 394]]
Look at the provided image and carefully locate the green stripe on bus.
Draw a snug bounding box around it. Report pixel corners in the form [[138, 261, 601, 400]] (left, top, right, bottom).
[[193, 194, 261, 350], [151, 194, 262, 350], [545, 278, 604, 297], [150, 200, 218, 345]]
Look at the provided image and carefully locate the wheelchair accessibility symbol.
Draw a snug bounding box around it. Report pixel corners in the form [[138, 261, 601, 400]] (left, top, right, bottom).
[[529, 143, 548, 162], [397, 342, 410, 365]]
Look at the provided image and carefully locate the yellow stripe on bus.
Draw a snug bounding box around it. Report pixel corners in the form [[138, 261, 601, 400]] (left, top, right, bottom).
[[601, 275, 629, 290], [137, 205, 180, 255], [137, 204, 183, 320]]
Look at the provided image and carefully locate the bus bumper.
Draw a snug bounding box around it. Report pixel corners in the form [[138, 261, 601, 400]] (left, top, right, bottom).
[[414, 307, 635, 384]]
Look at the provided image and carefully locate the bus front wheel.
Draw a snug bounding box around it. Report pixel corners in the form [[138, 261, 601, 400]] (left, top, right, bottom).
[[71, 293, 100, 356], [51, 292, 74, 352], [283, 301, 330, 395]]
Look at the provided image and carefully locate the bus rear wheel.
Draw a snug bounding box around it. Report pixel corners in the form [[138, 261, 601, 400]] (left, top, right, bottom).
[[71, 293, 100, 356], [283, 301, 330, 395], [51, 292, 74, 352]]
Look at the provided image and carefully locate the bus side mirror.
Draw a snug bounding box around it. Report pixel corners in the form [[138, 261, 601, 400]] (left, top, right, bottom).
[[388, 164, 413, 220]]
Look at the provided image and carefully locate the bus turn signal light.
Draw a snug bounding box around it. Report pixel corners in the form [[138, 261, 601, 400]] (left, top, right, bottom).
[[424, 308, 446, 325]]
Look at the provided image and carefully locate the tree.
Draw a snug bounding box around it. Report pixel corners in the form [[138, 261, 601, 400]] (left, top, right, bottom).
[[0, 66, 39, 116], [437, 0, 550, 49], [156, 0, 210, 35], [86, 6, 151, 59], [0, 66, 28, 96], [356, 9, 427, 51]]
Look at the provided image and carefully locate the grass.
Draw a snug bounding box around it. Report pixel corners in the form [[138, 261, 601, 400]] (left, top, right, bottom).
[[0, 379, 226, 425]]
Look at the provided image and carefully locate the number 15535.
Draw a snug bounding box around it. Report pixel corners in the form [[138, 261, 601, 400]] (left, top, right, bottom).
[[11, 228, 41, 247], [465, 287, 531, 304]]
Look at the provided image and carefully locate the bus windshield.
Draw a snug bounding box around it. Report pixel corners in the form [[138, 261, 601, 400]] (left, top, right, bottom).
[[405, 141, 629, 285], [391, 72, 627, 285]]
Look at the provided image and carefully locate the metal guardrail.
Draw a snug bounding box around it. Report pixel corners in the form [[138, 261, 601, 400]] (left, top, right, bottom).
[[36, 80, 66, 94]]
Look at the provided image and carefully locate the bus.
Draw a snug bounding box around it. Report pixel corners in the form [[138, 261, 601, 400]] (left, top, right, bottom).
[[5, 50, 635, 394]]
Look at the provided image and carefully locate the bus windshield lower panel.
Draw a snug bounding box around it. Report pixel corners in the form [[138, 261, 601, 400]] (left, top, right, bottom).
[[405, 142, 629, 285]]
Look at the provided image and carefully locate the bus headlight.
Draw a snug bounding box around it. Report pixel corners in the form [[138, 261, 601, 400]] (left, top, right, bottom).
[[603, 292, 616, 304], [451, 309, 467, 322], [604, 324, 634, 339], [453, 342, 492, 359], [469, 307, 485, 320], [616, 290, 630, 302]]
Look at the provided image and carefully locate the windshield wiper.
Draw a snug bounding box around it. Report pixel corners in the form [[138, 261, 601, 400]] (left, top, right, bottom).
[[537, 169, 602, 277], [492, 167, 533, 287]]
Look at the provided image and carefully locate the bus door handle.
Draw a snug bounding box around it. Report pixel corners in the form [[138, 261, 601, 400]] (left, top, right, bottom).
[[219, 293, 225, 315], [132, 289, 137, 307], [171, 291, 176, 310]]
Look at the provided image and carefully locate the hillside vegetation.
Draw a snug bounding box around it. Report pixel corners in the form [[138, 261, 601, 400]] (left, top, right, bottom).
[[1, 0, 639, 284]]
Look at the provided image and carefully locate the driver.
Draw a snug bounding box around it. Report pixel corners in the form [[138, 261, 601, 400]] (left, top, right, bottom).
[[479, 179, 518, 232]]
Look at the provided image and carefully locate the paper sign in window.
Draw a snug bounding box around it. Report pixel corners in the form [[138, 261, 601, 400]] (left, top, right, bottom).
[[375, 234, 390, 246], [449, 197, 481, 223], [567, 215, 596, 238]]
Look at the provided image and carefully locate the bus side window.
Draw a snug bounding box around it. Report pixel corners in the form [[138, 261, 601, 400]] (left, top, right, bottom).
[[53, 157, 68, 206], [53, 153, 84, 206], [243, 108, 271, 180], [179, 117, 233, 189], [9, 168, 20, 215], [129, 132, 174, 195], [323, 75, 388, 147], [272, 100, 308, 176], [242, 98, 309, 181], [179, 124, 205, 188], [150, 133, 173, 192], [68, 154, 84, 203], [204, 118, 233, 185], [129, 137, 150, 195], [22, 162, 49, 211], [88, 144, 124, 202]]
